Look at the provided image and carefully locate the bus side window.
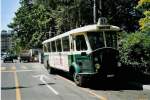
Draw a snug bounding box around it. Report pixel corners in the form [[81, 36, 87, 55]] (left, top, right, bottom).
[[62, 36, 70, 51], [51, 41, 56, 52], [48, 42, 51, 52], [56, 39, 62, 52], [71, 37, 75, 51], [76, 35, 87, 51]]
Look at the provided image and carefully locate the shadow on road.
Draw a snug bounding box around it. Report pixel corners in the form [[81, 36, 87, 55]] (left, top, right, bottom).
[[47, 68, 150, 91], [1, 86, 28, 90], [38, 83, 55, 86], [87, 80, 143, 91]]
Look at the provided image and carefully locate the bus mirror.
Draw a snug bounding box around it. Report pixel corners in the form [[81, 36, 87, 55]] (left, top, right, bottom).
[[81, 52, 87, 56]]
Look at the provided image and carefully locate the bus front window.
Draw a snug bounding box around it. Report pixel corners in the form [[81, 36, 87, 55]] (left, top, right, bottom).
[[87, 32, 105, 50], [105, 31, 117, 48]]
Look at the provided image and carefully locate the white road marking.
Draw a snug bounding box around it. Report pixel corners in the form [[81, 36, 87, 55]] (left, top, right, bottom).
[[33, 74, 59, 95]]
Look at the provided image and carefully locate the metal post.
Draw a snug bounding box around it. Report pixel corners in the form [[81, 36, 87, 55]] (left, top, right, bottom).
[[93, 0, 96, 24], [99, 0, 102, 17], [49, 27, 51, 38], [99, 0, 102, 10]]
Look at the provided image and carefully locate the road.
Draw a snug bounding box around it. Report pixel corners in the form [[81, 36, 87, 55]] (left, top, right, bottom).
[[1, 61, 150, 100]]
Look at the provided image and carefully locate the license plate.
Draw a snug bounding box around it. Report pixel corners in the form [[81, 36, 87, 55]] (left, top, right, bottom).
[[107, 74, 115, 78]]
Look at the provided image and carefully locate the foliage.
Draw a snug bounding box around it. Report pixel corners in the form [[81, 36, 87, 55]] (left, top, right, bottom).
[[8, 0, 141, 51], [8, 0, 52, 49], [119, 32, 150, 72], [102, 0, 140, 32], [136, 0, 150, 32], [139, 11, 150, 33], [119, 0, 150, 73]]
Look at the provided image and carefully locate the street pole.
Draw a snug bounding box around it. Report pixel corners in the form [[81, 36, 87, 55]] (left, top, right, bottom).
[[99, 0, 102, 16], [93, 0, 96, 24]]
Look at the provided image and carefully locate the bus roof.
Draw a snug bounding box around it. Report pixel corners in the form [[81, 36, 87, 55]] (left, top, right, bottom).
[[42, 24, 120, 44]]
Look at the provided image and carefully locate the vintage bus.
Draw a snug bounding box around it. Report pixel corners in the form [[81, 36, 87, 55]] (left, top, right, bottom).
[[42, 18, 121, 86]]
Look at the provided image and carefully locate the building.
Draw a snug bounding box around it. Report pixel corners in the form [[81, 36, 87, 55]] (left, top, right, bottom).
[[1, 30, 13, 53]]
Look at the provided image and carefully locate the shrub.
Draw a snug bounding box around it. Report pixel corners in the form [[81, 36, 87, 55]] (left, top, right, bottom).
[[119, 32, 150, 73]]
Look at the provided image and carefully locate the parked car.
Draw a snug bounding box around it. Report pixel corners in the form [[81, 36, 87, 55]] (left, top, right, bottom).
[[1, 55, 7, 60], [3, 55, 13, 63], [11, 55, 18, 60]]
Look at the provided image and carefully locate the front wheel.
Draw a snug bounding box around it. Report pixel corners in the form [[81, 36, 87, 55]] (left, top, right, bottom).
[[73, 73, 84, 87]]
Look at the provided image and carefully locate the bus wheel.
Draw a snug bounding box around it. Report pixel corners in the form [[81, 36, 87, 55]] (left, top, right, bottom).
[[73, 73, 84, 87]]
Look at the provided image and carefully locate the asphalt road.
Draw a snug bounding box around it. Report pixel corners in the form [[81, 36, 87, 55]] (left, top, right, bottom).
[[1, 60, 150, 100]]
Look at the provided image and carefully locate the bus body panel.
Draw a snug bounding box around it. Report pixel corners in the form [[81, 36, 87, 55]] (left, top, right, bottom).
[[49, 53, 69, 72]]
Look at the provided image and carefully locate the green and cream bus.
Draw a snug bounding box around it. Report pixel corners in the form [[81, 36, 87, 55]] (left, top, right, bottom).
[[42, 18, 121, 86]]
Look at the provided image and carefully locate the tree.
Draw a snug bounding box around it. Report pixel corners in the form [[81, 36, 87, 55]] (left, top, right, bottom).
[[8, 0, 52, 49], [136, 0, 150, 33], [8, 0, 141, 51], [119, 0, 150, 73]]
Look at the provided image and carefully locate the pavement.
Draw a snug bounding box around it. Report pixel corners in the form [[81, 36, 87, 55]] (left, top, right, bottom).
[[1, 61, 150, 100]]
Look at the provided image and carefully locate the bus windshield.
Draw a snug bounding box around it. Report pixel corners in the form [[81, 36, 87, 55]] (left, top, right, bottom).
[[87, 32, 105, 50], [87, 31, 117, 50], [105, 31, 117, 48]]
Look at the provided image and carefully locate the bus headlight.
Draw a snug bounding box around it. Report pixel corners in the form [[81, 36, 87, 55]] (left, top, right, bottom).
[[95, 64, 100, 69], [95, 64, 100, 73]]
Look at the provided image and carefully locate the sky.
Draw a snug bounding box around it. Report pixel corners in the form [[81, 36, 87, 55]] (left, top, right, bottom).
[[1, 0, 20, 31]]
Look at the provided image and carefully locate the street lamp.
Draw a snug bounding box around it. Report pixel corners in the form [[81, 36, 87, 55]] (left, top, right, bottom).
[[93, 0, 96, 24], [93, 0, 102, 24]]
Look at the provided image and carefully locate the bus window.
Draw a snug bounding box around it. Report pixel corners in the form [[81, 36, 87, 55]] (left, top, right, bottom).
[[51, 41, 56, 52], [56, 39, 62, 52], [105, 31, 117, 48], [62, 36, 70, 51], [47, 42, 51, 52], [75, 35, 87, 51], [87, 32, 104, 50]]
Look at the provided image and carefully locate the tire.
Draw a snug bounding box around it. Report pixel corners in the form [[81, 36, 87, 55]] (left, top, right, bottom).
[[73, 73, 84, 87]]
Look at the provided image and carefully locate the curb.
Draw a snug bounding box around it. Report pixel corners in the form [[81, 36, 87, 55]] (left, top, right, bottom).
[[143, 85, 150, 90]]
